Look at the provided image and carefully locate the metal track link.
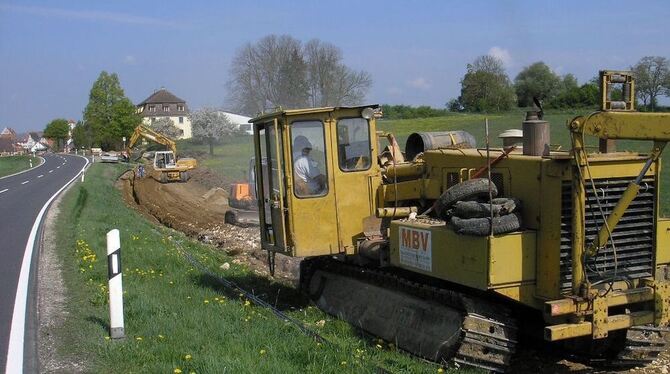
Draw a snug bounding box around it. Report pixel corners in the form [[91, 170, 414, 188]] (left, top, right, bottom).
[[302, 258, 518, 372], [612, 325, 670, 367]]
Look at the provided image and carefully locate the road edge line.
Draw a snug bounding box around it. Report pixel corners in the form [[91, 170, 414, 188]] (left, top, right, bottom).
[[4, 154, 89, 374]]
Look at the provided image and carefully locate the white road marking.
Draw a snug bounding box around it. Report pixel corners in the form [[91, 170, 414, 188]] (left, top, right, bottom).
[[0, 188, 8, 194], [6, 155, 90, 373], [21, 181, 29, 185], [37, 175, 43, 178], [56, 166, 61, 169], [49, 170, 53, 173]]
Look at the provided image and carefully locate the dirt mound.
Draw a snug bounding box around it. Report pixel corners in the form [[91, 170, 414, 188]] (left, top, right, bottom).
[[118, 166, 299, 284]]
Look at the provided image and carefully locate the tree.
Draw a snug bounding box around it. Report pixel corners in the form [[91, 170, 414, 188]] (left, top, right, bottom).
[[228, 35, 309, 115], [304, 39, 372, 107], [458, 55, 516, 112], [71, 120, 91, 150], [151, 117, 182, 139], [514, 62, 561, 107], [546, 74, 599, 109], [82, 71, 140, 150], [43, 118, 70, 151], [228, 34, 372, 115], [191, 108, 236, 155], [631, 56, 670, 111]]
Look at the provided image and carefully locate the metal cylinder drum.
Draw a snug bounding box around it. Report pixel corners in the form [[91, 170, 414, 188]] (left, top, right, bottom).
[[405, 131, 476, 160], [522, 114, 550, 156]]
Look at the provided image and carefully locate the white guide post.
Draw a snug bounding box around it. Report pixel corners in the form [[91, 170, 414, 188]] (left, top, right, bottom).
[[106, 229, 125, 339]]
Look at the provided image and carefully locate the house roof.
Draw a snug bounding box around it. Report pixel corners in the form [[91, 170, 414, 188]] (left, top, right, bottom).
[[1, 127, 16, 136], [29, 132, 41, 141], [138, 88, 186, 106]]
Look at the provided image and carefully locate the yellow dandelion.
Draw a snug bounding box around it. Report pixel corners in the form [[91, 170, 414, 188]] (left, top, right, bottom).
[[259, 349, 266, 355], [184, 354, 192, 361], [244, 300, 250, 306], [174, 369, 182, 374], [136, 336, 143, 341], [104, 336, 110, 340], [204, 300, 210, 304], [340, 361, 347, 366], [437, 369, 444, 373]]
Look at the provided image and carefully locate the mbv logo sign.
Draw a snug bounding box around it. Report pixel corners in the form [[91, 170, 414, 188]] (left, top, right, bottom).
[[399, 227, 432, 271]]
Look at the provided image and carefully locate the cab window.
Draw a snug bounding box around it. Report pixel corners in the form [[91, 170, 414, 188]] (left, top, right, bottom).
[[291, 121, 328, 198], [337, 118, 371, 171]]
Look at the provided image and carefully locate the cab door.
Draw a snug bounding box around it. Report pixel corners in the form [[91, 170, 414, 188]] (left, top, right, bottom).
[[255, 119, 288, 251], [285, 118, 341, 256]]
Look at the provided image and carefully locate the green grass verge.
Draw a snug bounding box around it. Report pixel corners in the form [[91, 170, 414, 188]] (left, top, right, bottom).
[[0, 155, 40, 177], [52, 163, 470, 373]]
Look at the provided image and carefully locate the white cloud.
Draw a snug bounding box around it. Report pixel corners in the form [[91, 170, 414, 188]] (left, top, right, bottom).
[[488, 46, 512, 67], [407, 77, 431, 90], [123, 55, 137, 65], [0, 4, 176, 27]]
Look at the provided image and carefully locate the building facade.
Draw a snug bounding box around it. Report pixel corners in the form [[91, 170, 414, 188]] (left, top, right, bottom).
[[136, 88, 192, 139]]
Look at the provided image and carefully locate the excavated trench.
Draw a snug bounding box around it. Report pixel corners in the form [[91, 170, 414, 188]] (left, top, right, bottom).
[[117, 165, 300, 284]]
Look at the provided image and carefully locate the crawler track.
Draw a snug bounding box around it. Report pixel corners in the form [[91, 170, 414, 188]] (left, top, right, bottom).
[[301, 258, 518, 372]]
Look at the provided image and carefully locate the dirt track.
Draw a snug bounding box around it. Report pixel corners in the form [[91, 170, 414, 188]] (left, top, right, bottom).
[[118, 165, 300, 284]]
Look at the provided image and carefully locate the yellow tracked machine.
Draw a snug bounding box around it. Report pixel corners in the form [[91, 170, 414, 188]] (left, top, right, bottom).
[[250, 71, 670, 371]]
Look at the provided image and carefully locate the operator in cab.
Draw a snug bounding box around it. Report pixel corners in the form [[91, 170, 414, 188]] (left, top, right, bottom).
[[293, 135, 326, 196]]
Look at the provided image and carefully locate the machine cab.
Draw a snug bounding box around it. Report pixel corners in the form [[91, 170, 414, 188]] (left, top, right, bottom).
[[251, 106, 382, 257], [154, 151, 176, 169]]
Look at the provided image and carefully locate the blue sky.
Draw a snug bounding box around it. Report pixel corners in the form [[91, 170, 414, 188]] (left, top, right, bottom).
[[1, 0, 669, 132]]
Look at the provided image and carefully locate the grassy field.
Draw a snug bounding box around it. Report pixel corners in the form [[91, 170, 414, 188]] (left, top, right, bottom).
[[51, 162, 464, 373], [0, 155, 40, 177]]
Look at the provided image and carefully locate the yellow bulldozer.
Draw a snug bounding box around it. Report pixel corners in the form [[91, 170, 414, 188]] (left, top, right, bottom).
[[250, 71, 670, 371], [127, 124, 197, 183]]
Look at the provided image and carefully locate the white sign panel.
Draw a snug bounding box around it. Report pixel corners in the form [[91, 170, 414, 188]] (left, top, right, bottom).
[[398, 227, 432, 271]]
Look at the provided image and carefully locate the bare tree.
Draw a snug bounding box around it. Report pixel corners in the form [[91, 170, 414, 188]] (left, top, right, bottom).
[[631, 56, 669, 111], [228, 35, 309, 115], [151, 117, 182, 139], [304, 39, 371, 107], [228, 35, 372, 114], [191, 107, 235, 155]]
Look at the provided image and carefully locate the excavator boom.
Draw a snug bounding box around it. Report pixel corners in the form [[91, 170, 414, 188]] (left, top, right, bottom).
[[127, 123, 196, 183], [127, 124, 177, 155]]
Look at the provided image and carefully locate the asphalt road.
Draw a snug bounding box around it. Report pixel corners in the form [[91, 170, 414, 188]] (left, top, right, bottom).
[[0, 153, 87, 373]]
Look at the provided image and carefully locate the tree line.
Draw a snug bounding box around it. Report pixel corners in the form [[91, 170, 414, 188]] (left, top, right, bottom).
[[447, 55, 670, 114]]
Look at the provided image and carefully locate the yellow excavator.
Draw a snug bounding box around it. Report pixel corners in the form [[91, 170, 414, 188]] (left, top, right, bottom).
[[250, 71, 670, 371], [127, 124, 197, 183]]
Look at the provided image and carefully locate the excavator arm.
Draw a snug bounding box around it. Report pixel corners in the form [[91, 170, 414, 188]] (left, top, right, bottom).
[[127, 124, 177, 155]]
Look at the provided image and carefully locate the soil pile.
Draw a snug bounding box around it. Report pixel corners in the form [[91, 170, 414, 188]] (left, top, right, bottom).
[[118, 166, 299, 284]]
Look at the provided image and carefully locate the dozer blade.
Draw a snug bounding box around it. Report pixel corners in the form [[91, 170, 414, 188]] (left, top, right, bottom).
[[224, 209, 259, 227], [304, 260, 517, 372]]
